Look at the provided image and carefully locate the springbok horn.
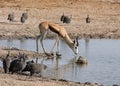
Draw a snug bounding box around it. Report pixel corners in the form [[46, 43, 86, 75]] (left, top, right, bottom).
[[76, 36, 79, 46], [73, 39, 75, 44]]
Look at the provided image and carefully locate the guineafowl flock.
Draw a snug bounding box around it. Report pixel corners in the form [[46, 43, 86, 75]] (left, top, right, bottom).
[[7, 11, 90, 24], [2, 52, 47, 76], [7, 12, 28, 24]]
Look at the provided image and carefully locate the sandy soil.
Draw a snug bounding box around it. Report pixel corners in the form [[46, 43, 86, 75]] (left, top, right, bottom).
[[0, 75, 101, 86], [0, 0, 120, 39], [0, 67, 102, 86], [0, 0, 120, 86]]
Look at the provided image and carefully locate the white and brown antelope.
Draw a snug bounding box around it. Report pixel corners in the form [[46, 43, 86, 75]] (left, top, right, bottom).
[[36, 21, 79, 56]]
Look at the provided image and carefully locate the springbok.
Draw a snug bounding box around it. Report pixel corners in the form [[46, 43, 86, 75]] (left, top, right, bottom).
[[36, 21, 79, 56]]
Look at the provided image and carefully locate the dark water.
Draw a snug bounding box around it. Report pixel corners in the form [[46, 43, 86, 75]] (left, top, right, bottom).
[[0, 39, 120, 85]]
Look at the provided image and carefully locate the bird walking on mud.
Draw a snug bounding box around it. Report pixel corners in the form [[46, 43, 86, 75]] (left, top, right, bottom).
[[2, 51, 11, 73]]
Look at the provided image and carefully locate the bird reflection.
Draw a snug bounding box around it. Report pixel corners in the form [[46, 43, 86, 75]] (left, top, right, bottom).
[[85, 38, 90, 58]]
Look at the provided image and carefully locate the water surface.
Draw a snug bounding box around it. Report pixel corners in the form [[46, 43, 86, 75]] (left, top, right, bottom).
[[0, 39, 120, 85]]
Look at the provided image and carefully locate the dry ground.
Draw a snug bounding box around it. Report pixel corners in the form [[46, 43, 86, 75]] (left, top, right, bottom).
[[0, 0, 120, 39], [0, 67, 102, 86], [0, 0, 120, 86], [0, 74, 101, 86]]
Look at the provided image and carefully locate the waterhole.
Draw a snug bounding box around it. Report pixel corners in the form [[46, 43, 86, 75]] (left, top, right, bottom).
[[0, 39, 120, 85]]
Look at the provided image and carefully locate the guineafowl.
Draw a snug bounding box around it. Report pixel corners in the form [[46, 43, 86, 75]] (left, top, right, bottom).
[[22, 63, 47, 76], [9, 53, 27, 74], [2, 52, 11, 73]]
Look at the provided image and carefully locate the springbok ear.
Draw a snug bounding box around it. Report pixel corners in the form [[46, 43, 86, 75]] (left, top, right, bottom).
[[73, 39, 75, 44], [76, 36, 79, 46]]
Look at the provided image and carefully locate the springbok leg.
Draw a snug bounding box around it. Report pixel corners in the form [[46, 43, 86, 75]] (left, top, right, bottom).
[[36, 35, 41, 53], [56, 36, 61, 56], [50, 35, 59, 55], [40, 32, 47, 54]]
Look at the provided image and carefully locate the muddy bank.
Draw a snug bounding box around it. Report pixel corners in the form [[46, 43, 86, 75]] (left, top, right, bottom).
[[0, 46, 45, 59], [0, 67, 103, 86]]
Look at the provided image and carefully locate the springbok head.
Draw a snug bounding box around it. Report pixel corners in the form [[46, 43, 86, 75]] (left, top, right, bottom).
[[72, 36, 79, 54]]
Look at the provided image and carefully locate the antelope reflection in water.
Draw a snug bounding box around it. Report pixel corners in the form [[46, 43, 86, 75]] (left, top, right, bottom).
[[44, 56, 88, 80]]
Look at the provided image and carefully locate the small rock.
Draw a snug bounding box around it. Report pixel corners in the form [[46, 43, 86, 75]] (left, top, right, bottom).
[[56, 52, 62, 56], [75, 56, 88, 64]]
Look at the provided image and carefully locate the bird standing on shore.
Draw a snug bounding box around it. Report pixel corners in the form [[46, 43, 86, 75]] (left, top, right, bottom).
[[20, 12, 28, 24], [2, 51, 11, 73], [60, 13, 72, 24], [9, 53, 27, 74], [86, 15, 90, 23], [7, 12, 14, 22]]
